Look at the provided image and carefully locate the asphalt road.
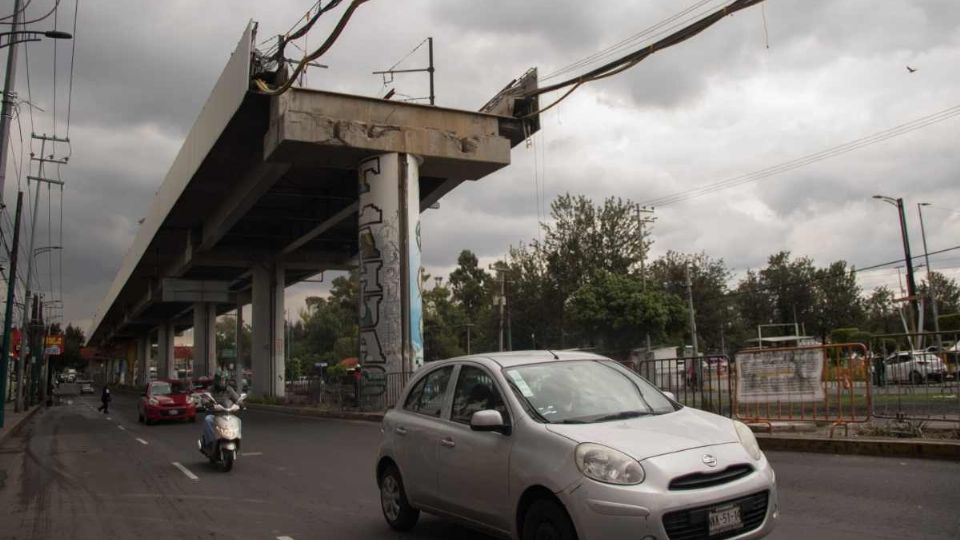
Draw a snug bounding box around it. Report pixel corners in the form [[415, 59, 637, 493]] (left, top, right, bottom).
[[0, 393, 957, 540]]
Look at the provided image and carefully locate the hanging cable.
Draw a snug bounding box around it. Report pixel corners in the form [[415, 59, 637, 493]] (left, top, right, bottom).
[[0, 0, 32, 22], [65, 0, 78, 143], [253, 0, 371, 96], [524, 0, 766, 105], [542, 0, 719, 81], [0, 0, 60, 25], [639, 104, 960, 208]]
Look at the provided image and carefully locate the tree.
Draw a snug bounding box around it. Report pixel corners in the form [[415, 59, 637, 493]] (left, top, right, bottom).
[[422, 280, 466, 361], [60, 324, 85, 370], [215, 317, 251, 367], [448, 250, 490, 320], [540, 194, 651, 299], [649, 251, 731, 352], [919, 271, 960, 331], [812, 261, 864, 341], [565, 271, 686, 355], [864, 286, 901, 335]]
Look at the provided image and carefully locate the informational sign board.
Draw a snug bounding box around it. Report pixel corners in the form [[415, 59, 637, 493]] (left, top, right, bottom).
[[43, 335, 64, 355], [735, 348, 824, 404]]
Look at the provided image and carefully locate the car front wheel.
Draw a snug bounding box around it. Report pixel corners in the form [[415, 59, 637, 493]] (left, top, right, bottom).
[[379, 464, 419, 531], [522, 499, 577, 540]]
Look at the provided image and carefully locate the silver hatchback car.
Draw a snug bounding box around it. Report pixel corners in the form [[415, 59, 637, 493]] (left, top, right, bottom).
[[376, 351, 778, 540]]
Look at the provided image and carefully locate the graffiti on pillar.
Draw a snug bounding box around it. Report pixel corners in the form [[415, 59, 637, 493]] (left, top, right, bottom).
[[358, 155, 403, 371], [405, 156, 424, 371]]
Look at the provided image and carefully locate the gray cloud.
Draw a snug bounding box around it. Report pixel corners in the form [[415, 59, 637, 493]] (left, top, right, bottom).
[[3, 0, 959, 330]]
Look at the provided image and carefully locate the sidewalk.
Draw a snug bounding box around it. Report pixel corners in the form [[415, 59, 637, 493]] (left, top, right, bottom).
[[0, 401, 41, 445]]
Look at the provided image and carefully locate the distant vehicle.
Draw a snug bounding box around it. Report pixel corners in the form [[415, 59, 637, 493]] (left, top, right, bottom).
[[884, 351, 946, 384], [78, 380, 95, 394], [64, 368, 77, 383], [138, 379, 197, 425], [377, 351, 777, 539]]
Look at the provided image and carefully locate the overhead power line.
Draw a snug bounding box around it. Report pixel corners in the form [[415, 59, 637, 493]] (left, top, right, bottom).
[[253, 0, 370, 96], [0, 0, 32, 22], [521, 0, 766, 116], [639, 103, 960, 208], [0, 0, 61, 25]]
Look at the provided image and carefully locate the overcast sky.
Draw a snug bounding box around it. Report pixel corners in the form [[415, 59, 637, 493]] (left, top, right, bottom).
[[3, 0, 959, 336]]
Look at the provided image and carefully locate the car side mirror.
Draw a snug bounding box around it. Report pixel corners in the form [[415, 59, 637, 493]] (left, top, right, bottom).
[[470, 410, 510, 434], [663, 391, 676, 401]]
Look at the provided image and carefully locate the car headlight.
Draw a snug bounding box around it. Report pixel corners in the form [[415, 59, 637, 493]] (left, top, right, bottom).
[[148, 398, 159, 406], [575, 443, 645, 485], [734, 421, 763, 461]]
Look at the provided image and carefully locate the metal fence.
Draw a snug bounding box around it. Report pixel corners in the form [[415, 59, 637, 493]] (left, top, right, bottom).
[[284, 371, 413, 412], [623, 355, 735, 418], [868, 331, 960, 423], [732, 343, 872, 435]]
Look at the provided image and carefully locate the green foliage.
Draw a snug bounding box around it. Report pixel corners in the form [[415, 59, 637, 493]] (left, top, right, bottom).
[[829, 327, 872, 345], [649, 251, 731, 352], [565, 271, 686, 352]]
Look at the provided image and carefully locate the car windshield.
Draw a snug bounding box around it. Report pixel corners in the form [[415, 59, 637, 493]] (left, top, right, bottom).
[[503, 360, 676, 424], [151, 381, 188, 395]]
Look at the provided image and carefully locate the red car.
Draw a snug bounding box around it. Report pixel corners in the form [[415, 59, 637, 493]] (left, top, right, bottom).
[[138, 379, 197, 424]]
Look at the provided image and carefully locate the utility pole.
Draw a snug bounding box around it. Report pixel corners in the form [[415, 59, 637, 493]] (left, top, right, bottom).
[[15, 135, 66, 411], [234, 303, 243, 392], [0, 192, 22, 427], [489, 262, 507, 352], [873, 196, 919, 330], [462, 322, 474, 355], [685, 263, 701, 389], [917, 203, 942, 351], [685, 264, 699, 358], [0, 0, 23, 203], [636, 205, 655, 353]]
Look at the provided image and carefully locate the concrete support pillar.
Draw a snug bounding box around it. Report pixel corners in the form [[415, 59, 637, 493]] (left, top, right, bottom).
[[136, 336, 149, 385], [192, 303, 217, 378], [156, 322, 176, 380], [358, 153, 424, 379], [251, 264, 284, 397]]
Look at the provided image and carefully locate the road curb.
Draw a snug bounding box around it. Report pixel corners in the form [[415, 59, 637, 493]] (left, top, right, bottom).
[[245, 403, 385, 423], [757, 434, 960, 461], [0, 405, 42, 446]]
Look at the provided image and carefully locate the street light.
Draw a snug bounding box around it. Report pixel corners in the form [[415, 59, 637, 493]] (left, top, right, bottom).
[[0, 30, 72, 49], [872, 195, 919, 335], [917, 202, 942, 350]]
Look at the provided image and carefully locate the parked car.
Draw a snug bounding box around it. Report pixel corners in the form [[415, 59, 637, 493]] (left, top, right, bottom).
[[376, 351, 778, 540], [78, 380, 95, 394], [138, 379, 197, 424], [883, 351, 947, 384]]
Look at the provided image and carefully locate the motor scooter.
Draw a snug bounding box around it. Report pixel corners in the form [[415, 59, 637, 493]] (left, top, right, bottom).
[[197, 388, 246, 472]]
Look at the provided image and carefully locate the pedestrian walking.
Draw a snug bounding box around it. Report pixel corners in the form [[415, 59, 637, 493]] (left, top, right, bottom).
[[97, 385, 112, 414]]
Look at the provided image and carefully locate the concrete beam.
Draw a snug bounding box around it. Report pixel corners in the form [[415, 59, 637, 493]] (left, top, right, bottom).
[[198, 162, 291, 252], [281, 202, 357, 256], [265, 89, 512, 181], [161, 278, 232, 303]]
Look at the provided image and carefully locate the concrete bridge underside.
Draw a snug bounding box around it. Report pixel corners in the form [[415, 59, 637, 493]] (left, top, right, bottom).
[[87, 24, 533, 397]]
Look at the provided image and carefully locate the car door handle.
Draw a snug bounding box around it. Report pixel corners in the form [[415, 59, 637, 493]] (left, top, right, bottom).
[[394, 426, 407, 436], [439, 437, 456, 448]]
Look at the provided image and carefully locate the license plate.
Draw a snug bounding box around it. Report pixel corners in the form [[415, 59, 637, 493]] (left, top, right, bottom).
[[168, 409, 179, 415], [709, 505, 742, 535]]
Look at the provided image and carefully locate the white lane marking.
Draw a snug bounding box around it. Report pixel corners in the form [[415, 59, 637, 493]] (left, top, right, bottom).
[[172, 462, 199, 481], [135, 438, 149, 445], [118, 425, 126, 431], [242, 451, 263, 456], [106, 417, 112, 421], [277, 536, 295, 540]]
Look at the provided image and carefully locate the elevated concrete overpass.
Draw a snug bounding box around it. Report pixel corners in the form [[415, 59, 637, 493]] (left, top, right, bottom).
[[87, 22, 537, 397]]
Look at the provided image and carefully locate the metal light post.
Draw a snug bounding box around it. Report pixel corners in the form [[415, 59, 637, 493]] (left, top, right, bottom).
[[873, 195, 919, 333], [917, 203, 942, 350]]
